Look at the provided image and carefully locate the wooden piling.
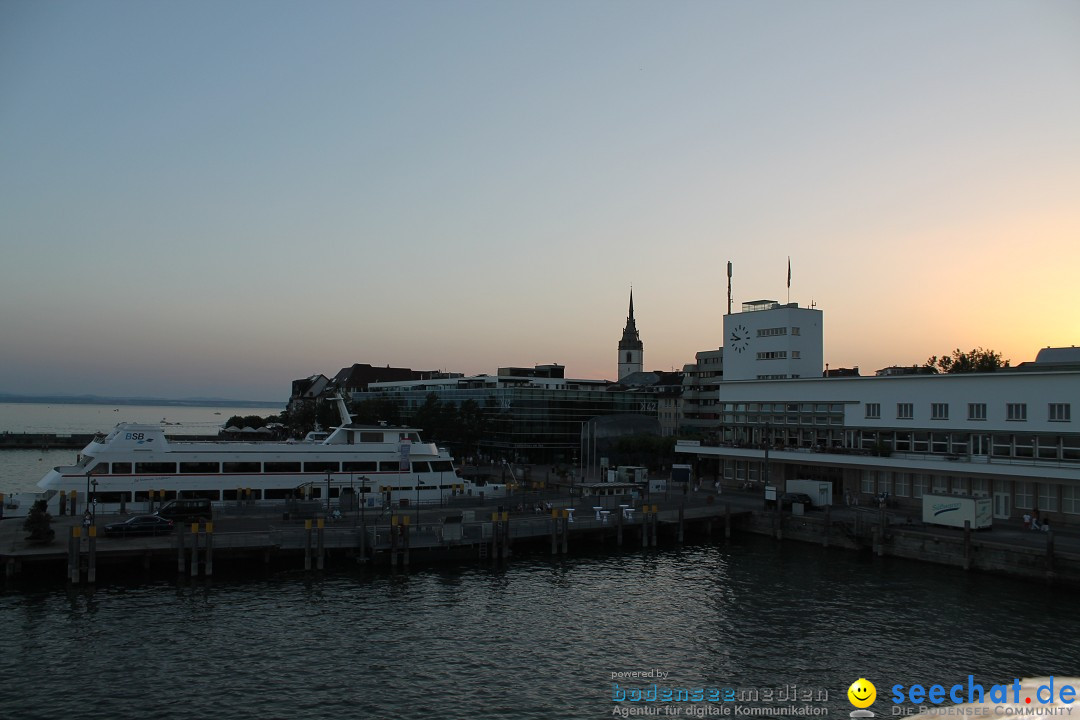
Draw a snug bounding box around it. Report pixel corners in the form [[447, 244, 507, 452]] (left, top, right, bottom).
[[561, 511, 568, 554], [190, 523, 200, 578], [205, 522, 214, 577], [87, 526, 97, 584], [1046, 528, 1055, 584], [304, 519, 313, 571], [963, 520, 971, 570], [317, 518, 325, 571], [176, 521, 186, 574], [68, 527, 80, 584]]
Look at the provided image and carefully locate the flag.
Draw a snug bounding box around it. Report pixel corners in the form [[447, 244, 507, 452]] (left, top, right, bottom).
[[787, 257, 791, 288]]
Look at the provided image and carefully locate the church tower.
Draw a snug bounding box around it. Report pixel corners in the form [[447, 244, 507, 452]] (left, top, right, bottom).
[[618, 289, 644, 380]]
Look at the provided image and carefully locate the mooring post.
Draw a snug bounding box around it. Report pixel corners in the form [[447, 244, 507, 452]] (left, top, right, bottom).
[[393, 518, 401, 569], [550, 510, 558, 555], [69, 527, 80, 584], [176, 521, 186, 574], [205, 522, 214, 577], [304, 519, 313, 571], [502, 512, 511, 560], [963, 520, 971, 570], [87, 526, 97, 584], [1046, 528, 1055, 584], [677, 501, 685, 543], [561, 511, 569, 555], [317, 518, 325, 571], [190, 523, 200, 578]]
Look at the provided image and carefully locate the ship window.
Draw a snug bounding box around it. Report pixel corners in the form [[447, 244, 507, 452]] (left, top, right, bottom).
[[265, 462, 301, 473], [88, 462, 110, 475], [380, 461, 402, 472], [180, 462, 220, 474], [343, 461, 377, 472], [135, 462, 177, 474], [223, 462, 261, 473], [111, 462, 132, 474], [304, 462, 339, 473], [359, 432, 384, 443], [179, 489, 220, 501], [431, 461, 454, 472], [411, 461, 431, 473]]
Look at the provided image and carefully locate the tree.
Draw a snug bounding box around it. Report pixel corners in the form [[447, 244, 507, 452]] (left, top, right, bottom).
[[924, 348, 1010, 374], [23, 499, 55, 544]]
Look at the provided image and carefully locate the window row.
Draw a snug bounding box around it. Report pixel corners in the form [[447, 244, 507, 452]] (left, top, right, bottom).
[[863, 402, 1071, 422]]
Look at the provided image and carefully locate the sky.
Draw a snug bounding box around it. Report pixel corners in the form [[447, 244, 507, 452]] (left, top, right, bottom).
[[1, 0, 1078, 401]]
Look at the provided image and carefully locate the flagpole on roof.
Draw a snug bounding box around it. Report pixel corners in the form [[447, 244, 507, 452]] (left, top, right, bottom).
[[786, 256, 791, 304]]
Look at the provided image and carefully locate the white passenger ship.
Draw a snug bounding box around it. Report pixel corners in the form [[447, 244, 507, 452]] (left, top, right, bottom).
[[30, 399, 496, 512]]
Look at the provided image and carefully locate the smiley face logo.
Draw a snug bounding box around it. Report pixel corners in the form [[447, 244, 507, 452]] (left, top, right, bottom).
[[848, 678, 877, 708]]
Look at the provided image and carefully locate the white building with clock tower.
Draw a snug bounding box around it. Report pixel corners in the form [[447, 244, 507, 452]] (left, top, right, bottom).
[[722, 299, 823, 381]]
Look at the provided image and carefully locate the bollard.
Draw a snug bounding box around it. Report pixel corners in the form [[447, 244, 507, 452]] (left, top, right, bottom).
[[190, 523, 200, 577], [205, 522, 214, 577], [87, 526, 97, 584], [305, 519, 313, 571], [317, 518, 325, 571]]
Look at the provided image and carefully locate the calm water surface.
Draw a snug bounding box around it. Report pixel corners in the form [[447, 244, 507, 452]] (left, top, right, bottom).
[[1, 537, 1076, 720]]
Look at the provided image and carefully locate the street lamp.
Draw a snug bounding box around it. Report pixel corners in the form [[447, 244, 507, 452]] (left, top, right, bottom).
[[91, 478, 98, 523]]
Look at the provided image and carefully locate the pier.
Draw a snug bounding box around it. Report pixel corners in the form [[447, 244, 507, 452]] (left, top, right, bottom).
[[2, 487, 1078, 586]]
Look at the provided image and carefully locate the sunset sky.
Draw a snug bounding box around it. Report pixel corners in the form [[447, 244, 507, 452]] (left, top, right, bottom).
[[2, 1, 1078, 401]]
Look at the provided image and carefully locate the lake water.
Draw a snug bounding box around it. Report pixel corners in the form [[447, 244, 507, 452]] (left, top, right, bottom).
[[2, 537, 1077, 720], [0, 402, 283, 495]]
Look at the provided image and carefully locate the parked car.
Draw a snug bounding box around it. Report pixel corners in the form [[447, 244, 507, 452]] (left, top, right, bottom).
[[154, 498, 212, 523], [780, 492, 815, 510], [105, 515, 175, 537]]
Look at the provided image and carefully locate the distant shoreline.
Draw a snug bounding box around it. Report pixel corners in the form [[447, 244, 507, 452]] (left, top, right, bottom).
[[0, 395, 282, 409]]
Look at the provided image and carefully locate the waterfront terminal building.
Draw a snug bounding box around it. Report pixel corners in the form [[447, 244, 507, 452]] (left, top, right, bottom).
[[676, 299, 1080, 526]]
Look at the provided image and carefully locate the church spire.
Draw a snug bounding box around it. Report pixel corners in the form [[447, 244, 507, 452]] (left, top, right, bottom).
[[618, 288, 643, 380]]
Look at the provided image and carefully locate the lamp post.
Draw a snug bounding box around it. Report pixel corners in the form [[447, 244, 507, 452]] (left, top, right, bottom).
[[91, 478, 98, 523]]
